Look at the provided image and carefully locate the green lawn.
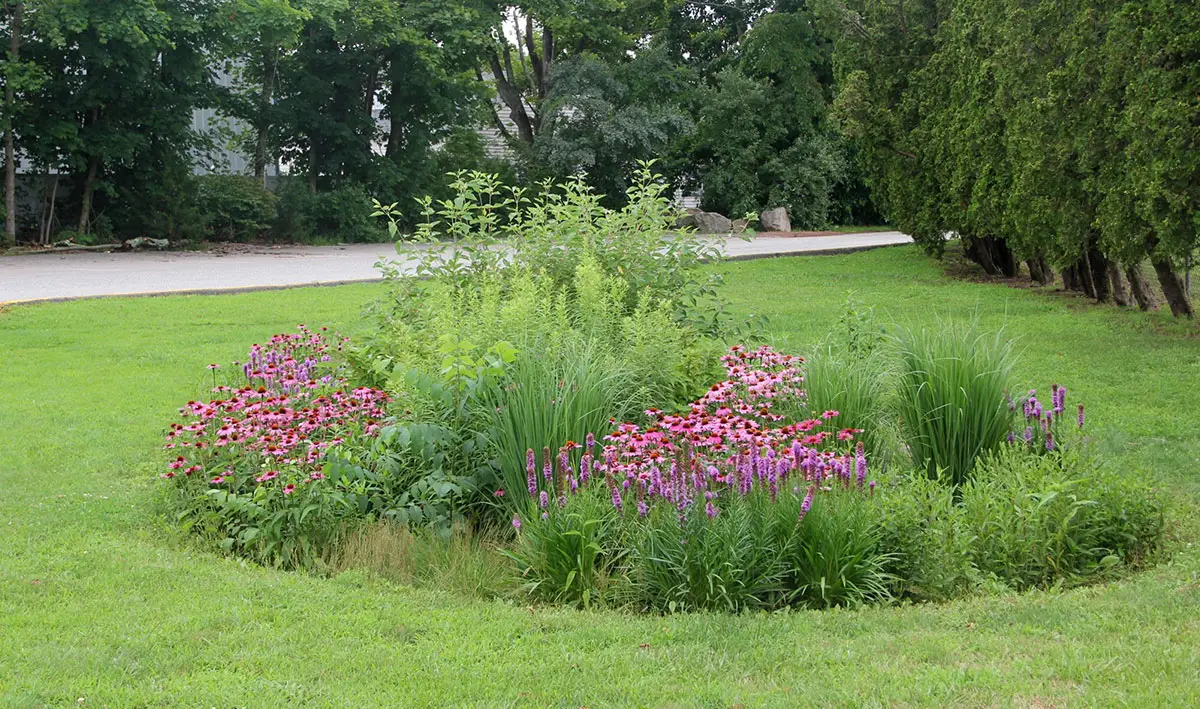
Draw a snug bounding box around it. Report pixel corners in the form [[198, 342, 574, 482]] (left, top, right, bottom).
[[2, 246, 1198, 706]]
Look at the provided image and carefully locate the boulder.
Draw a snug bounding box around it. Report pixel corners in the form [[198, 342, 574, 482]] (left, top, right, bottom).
[[691, 210, 732, 234], [674, 208, 701, 230], [760, 207, 791, 232], [731, 218, 749, 234]]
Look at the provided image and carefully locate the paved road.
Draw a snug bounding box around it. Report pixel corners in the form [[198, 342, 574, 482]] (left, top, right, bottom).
[[0, 231, 911, 305]]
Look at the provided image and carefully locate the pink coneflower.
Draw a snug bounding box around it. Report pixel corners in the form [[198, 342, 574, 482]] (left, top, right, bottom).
[[160, 472, 175, 479], [822, 410, 840, 420], [207, 363, 221, 370], [282, 483, 296, 495], [210, 475, 225, 484], [310, 471, 326, 481], [256, 470, 279, 483], [493, 489, 505, 497]]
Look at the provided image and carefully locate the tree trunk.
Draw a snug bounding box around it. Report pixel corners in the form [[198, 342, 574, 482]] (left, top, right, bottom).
[[1107, 261, 1130, 306], [964, 235, 998, 275], [1028, 256, 1053, 285], [1126, 264, 1156, 311], [77, 154, 100, 234], [1152, 259, 1195, 318], [1085, 246, 1111, 302], [488, 50, 535, 146], [3, 1, 21, 247], [992, 237, 1018, 278], [253, 48, 277, 183]]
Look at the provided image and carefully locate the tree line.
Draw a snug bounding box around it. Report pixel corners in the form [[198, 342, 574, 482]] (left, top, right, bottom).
[[0, 1, 875, 247], [826, 0, 1199, 318]]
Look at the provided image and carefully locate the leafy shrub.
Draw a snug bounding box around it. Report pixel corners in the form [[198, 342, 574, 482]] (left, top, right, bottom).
[[194, 175, 277, 241], [895, 321, 1016, 486], [868, 473, 973, 602], [962, 445, 1164, 589], [279, 182, 387, 243]]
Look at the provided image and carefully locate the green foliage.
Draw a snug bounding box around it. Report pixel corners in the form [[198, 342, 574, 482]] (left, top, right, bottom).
[[895, 320, 1016, 486], [621, 487, 892, 613], [194, 175, 277, 242], [963, 445, 1165, 589], [869, 473, 973, 602], [278, 182, 387, 243], [507, 486, 624, 608]]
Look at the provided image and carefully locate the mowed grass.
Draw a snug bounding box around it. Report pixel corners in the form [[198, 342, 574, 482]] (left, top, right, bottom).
[[1, 246, 1198, 706]]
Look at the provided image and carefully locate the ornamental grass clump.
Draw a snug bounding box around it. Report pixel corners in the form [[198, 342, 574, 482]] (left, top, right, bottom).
[[895, 321, 1016, 486], [510, 345, 890, 611]]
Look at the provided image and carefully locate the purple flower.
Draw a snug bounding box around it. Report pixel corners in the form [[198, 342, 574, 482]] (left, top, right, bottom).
[[581, 453, 593, 485], [539, 490, 549, 510], [799, 485, 815, 522], [705, 501, 719, 519], [1024, 426, 1034, 445], [1007, 429, 1016, 444], [869, 480, 876, 495], [1077, 404, 1085, 429], [526, 448, 537, 495], [543, 446, 552, 481], [1045, 431, 1055, 451], [585, 432, 595, 452], [512, 514, 521, 531], [611, 484, 623, 512], [855, 441, 867, 486], [637, 499, 648, 518]]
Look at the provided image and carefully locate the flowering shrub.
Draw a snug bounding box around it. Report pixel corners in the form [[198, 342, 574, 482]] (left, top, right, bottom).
[[160, 326, 394, 567], [509, 345, 890, 611]]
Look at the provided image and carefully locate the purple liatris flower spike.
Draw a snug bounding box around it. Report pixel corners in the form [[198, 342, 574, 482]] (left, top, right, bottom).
[[512, 514, 521, 531], [1046, 431, 1055, 451], [581, 453, 593, 485], [799, 485, 815, 522], [526, 448, 537, 495], [1024, 426, 1034, 445], [1077, 404, 1085, 429], [543, 446, 552, 481], [705, 501, 719, 518], [541, 511, 549, 521], [611, 484, 623, 512], [637, 499, 648, 518], [869, 480, 876, 495], [539, 490, 549, 510], [585, 432, 595, 452], [1008, 429, 1016, 444], [855, 441, 867, 486]]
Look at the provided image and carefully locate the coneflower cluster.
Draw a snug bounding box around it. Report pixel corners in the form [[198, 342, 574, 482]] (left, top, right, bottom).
[[518, 346, 876, 526]]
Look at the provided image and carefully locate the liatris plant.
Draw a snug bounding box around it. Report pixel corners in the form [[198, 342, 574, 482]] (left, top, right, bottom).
[[1007, 384, 1087, 455]]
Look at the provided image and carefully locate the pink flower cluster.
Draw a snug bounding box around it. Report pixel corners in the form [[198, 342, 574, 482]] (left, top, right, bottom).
[[239, 325, 349, 393], [160, 327, 388, 492], [520, 345, 873, 524]]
